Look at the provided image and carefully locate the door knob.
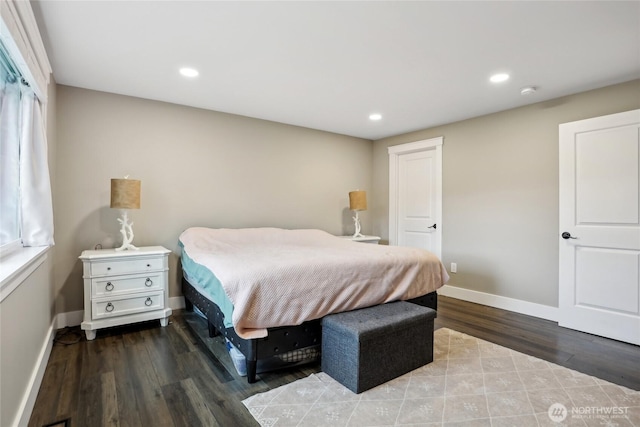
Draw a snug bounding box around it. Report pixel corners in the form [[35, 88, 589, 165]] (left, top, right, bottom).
[[428, 224, 437, 229], [561, 232, 577, 240]]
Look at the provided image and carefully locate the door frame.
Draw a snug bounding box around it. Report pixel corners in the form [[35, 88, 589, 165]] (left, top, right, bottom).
[[388, 137, 443, 257]]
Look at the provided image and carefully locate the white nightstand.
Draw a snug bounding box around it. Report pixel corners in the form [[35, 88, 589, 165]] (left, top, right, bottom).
[[339, 235, 381, 244], [79, 246, 172, 340]]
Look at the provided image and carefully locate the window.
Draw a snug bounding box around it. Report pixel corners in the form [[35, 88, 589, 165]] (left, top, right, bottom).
[[0, 0, 54, 301], [0, 40, 23, 255], [0, 34, 54, 256]]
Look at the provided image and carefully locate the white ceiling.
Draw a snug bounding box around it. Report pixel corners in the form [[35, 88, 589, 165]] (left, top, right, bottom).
[[33, 1, 640, 140]]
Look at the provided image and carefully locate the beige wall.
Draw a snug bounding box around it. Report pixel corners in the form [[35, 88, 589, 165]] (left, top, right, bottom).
[[54, 85, 373, 314], [372, 79, 640, 307], [0, 256, 55, 427], [0, 80, 57, 427]]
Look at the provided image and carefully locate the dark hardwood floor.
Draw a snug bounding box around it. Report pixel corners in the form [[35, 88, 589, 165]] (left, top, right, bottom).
[[29, 296, 640, 427]]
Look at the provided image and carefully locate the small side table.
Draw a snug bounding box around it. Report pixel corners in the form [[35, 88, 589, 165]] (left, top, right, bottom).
[[339, 235, 381, 244], [79, 246, 172, 340]]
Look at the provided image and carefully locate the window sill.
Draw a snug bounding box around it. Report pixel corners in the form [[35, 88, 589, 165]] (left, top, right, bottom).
[[0, 245, 50, 303]]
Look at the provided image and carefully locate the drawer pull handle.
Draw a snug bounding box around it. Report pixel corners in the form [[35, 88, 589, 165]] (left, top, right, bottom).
[[145, 278, 153, 287], [105, 282, 114, 291], [147, 263, 151, 267], [105, 302, 114, 312], [145, 297, 153, 306], [107, 267, 111, 271]]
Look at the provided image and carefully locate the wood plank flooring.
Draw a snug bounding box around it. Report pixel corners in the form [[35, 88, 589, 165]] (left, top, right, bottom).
[[29, 296, 640, 427]]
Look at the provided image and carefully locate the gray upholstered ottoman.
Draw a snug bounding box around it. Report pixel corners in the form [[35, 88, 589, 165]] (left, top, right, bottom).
[[321, 301, 436, 394]]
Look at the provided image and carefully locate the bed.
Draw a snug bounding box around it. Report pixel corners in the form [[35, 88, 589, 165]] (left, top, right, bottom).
[[179, 227, 449, 383]]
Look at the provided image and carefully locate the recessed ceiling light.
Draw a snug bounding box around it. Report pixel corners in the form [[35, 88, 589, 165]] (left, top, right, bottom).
[[179, 67, 199, 78], [490, 73, 510, 83], [369, 113, 382, 121]]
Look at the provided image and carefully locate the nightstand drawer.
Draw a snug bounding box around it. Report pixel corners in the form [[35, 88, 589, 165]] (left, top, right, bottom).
[[92, 292, 164, 319], [91, 258, 164, 276], [92, 273, 164, 297]]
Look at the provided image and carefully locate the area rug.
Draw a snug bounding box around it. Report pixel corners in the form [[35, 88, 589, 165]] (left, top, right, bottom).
[[243, 328, 640, 426]]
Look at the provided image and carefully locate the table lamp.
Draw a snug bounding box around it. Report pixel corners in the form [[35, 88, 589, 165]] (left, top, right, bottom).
[[111, 177, 140, 251], [349, 190, 367, 238]]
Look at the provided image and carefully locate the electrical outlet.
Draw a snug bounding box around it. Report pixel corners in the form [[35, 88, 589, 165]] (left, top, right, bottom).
[[451, 262, 457, 273]]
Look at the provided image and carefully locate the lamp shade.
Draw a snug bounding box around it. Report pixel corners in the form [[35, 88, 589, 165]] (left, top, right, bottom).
[[349, 190, 367, 211], [110, 179, 141, 209]]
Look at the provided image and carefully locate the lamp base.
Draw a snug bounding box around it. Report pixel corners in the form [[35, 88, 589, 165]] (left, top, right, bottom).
[[116, 243, 139, 251], [115, 210, 139, 251], [352, 210, 364, 238]]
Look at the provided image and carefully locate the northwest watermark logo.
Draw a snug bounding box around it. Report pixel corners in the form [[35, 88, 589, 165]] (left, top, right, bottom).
[[548, 403, 567, 422], [548, 403, 629, 422]]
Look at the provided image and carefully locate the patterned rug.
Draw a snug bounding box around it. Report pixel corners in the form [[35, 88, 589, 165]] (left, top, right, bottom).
[[242, 328, 640, 426]]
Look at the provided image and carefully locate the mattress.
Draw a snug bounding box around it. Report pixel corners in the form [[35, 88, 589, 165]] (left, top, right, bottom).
[[180, 244, 235, 329], [179, 227, 449, 339]]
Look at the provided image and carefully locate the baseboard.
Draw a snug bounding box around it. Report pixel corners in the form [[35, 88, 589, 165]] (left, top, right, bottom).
[[14, 321, 55, 427], [55, 309, 84, 329], [169, 295, 185, 310], [438, 284, 558, 322]]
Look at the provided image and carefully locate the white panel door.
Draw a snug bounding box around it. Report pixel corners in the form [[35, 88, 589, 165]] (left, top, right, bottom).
[[559, 109, 640, 345], [389, 137, 442, 258], [398, 150, 436, 249]]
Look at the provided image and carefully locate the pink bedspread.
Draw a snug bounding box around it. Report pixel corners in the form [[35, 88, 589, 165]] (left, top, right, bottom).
[[180, 227, 449, 339]]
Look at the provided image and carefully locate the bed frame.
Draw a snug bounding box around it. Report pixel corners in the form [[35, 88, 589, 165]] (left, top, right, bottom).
[[182, 276, 438, 383]]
